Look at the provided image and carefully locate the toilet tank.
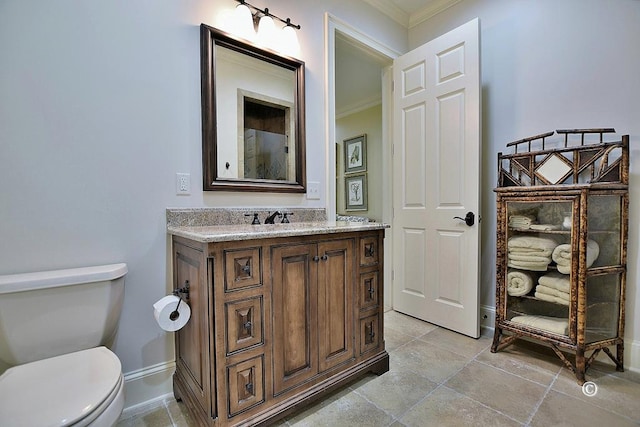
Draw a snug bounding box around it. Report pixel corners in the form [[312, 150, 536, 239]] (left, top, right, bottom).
[[0, 263, 127, 366]]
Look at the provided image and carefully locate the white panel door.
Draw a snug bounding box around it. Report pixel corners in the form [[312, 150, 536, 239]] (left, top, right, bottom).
[[392, 18, 481, 338]]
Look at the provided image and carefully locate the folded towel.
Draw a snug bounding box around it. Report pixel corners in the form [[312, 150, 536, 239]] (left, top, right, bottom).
[[535, 284, 570, 300], [552, 240, 600, 274], [508, 252, 554, 262], [508, 260, 552, 271], [510, 315, 569, 335], [509, 215, 535, 229], [538, 272, 571, 293], [534, 291, 570, 306], [507, 269, 534, 296], [535, 283, 570, 306], [529, 224, 560, 231], [508, 236, 557, 253]]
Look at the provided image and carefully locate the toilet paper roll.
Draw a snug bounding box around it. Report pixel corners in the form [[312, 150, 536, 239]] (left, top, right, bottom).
[[153, 295, 191, 332]]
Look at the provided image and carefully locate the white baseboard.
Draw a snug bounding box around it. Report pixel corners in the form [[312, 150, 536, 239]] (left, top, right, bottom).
[[626, 338, 640, 374], [121, 360, 175, 415], [480, 304, 495, 333]]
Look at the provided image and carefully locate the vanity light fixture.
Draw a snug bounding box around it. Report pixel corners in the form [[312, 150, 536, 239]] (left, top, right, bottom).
[[231, 0, 301, 57]]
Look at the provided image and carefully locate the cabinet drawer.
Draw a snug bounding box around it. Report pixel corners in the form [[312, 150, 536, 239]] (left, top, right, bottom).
[[224, 247, 262, 291], [359, 271, 379, 310], [227, 355, 264, 417], [359, 315, 380, 355], [225, 297, 264, 354], [359, 236, 379, 267]]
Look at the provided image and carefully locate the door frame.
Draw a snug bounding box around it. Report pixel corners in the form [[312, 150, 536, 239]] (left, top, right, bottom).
[[324, 13, 400, 308]]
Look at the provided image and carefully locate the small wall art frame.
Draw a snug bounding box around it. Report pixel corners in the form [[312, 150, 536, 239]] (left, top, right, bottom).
[[345, 173, 368, 211], [344, 134, 367, 174]]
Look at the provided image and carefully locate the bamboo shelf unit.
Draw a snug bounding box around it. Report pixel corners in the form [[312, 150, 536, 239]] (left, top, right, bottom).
[[491, 128, 629, 384]]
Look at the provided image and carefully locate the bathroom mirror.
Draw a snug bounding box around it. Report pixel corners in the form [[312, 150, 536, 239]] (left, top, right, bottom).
[[200, 24, 306, 192]]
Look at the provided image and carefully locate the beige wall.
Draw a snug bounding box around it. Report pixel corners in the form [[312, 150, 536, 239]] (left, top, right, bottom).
[[336, 104, 383, 221]]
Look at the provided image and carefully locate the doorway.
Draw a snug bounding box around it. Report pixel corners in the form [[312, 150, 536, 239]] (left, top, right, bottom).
[[326, 15, 398, 308]]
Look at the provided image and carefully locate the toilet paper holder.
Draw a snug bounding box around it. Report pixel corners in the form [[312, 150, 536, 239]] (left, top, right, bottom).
[[173, 280, 190, 300], [170, 281, 190, 321]]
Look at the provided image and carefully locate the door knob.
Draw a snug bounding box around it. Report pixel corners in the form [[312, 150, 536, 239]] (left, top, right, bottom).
[[453, 212, 475, 226]]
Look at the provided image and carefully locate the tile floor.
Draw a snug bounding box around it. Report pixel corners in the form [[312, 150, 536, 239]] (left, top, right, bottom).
[[117, 311, 640, 426]]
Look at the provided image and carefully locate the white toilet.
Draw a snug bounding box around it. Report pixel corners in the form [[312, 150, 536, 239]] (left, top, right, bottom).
[[0, 263, 128, 427]]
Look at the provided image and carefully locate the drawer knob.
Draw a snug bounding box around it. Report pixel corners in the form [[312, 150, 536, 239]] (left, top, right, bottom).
[[364, 245, 375, 257], [243, 321, 252, 331]]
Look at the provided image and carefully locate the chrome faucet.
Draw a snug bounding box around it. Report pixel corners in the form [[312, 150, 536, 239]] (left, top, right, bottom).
[[264, 211, 282, 224]]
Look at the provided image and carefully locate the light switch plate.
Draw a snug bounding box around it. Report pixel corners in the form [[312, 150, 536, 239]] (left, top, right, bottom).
[[307, 181, 320, 200]]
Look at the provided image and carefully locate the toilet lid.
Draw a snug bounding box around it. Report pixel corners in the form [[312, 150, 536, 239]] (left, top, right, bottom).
[[0, 347, 122, 427]]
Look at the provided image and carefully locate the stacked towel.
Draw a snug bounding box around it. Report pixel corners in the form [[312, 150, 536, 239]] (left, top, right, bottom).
[[551, 240, 600, 274], [529, 224, 560, 231], [507, 269, 534, 296], [538, 272, 571, 293], [533, 272, 571, 305], [507, 236, 557, 271], [508, 215, 535, 229], [510, 315, 569, 335]]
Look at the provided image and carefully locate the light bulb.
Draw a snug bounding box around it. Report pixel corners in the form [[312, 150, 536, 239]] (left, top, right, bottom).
[[233, 4, 256, 42], [280, 25, 300, 58], [257, 14, 277, 48]]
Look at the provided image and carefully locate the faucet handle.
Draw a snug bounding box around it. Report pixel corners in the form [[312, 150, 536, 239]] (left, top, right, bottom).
[[281, 212, 294, 223], [244, 213, 260, 225]]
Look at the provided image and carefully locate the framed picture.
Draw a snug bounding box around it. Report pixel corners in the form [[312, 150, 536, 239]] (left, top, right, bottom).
[[344, 134, 367, 174], [345, 173, 368, 211]]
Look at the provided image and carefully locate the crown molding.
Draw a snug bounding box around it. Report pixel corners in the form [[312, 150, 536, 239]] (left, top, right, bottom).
[[409, 0, 462, 28], [361, 0, 409, 28], [336, 94, 382, 120]]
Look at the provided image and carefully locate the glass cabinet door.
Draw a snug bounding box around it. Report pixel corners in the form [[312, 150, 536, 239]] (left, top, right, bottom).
[[585, 194, 624, 343], [504, 199, 574, 338]]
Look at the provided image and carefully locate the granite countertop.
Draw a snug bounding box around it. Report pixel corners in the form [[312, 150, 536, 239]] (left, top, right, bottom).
[[167, 221, 389, 243]]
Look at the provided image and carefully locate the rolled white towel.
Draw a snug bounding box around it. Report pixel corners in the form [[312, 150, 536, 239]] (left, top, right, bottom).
[[510, 315, 569, 335], [507, 269, 534, 296], [552, 240, 600, 274], [538, 272, 570, 293]]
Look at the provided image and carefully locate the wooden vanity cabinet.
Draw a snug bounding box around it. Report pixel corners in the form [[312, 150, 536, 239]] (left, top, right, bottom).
[[171, 229, 388, 426]]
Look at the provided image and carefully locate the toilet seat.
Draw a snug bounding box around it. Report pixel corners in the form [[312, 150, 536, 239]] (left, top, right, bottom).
[[0, 346, 123, 427]]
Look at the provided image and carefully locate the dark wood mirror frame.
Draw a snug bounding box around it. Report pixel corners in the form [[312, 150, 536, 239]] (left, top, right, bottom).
[[200, 24, 306, 192]]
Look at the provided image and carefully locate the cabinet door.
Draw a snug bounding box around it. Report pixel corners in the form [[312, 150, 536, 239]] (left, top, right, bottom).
[[359, 314, 381, 355], [227, 355, 265, 417], [271, 243, 318, 395], [501, 199, 575, 340], [225, 297, 264, 354], [173, 243, 213, 418], [317, 239, 355, 372]]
